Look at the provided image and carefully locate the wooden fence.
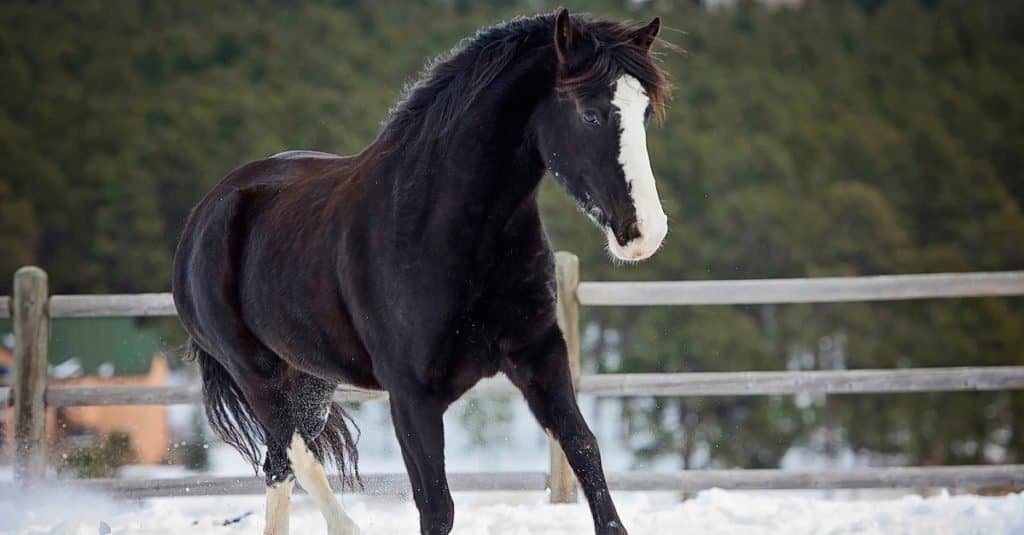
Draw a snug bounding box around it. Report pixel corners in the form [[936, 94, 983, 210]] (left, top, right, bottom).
[[3, 256, 1024, 501]]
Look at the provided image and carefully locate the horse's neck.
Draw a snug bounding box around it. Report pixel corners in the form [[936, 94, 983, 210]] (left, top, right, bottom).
[[388, 51, 553, 240]]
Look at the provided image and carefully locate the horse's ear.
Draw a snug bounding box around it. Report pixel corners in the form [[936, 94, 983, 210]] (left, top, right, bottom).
[[634, 17, 661, 51], [554, 7, 581, 67]]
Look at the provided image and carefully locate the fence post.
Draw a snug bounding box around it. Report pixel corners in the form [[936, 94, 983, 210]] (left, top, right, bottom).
[[13, 266, 49, 487], [549, 251, 580, 503]]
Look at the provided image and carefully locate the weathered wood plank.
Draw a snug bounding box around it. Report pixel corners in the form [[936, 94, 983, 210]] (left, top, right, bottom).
[[579, 367, 1024, 397], [40, 384, 374, 406], [550, 252, 580, 503], [20, 270, 1024, 318], [37, 379, 510, 406], [607, 465, 1024, 491], [577, 271, 1024, 306], [3, 466, 1020, 499], [44, 384, 205, 406], [25, 366, 1024, 408], [12, 267, 49, 487], [47, 293, 176, 318], [7, 472, 548, 499]]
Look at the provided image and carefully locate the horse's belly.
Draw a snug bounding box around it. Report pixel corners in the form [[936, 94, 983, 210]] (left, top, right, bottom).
[[240, 282, 380, 390], [266, 324, 380, 390]]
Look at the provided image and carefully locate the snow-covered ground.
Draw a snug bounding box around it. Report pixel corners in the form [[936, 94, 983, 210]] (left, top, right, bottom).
[[2, 487, 1022, 534], [3, 391, 1021, 533]]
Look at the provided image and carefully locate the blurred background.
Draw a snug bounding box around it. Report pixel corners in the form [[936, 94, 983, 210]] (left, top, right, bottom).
[[0, 0, 1022, 482]]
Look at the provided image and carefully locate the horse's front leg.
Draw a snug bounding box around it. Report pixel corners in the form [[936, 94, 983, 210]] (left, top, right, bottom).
[[390, 391, 454, 535], [502, 325, 626, 535]]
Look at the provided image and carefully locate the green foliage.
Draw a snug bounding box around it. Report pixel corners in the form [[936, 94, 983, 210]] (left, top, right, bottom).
[[60, 430, 138, 479], [1, 0, 1022, 469], [459, 398, 515, 449], [174, 409, 211, 471]]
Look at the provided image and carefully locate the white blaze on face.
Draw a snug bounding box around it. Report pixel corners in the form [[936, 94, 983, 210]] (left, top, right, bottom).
[[607, 75, 668, 261]]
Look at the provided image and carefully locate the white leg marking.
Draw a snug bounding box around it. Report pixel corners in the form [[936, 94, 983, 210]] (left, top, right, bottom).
[[609, 74, 669, 261], [288, 432, 360, 535], [264, 478, 294, 535]]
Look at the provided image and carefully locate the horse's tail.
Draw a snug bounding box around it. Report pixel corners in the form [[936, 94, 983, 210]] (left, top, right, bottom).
[[185, 339, 265, 473], [184, 339, 361, 488], [315, 401, 362, 490]]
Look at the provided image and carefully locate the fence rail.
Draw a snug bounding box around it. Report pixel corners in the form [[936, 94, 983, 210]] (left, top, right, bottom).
[[4, 260, 1024, 501], [4, 366, 1024, 408], [2, 465, 1022, 500], [3, 270, 1022, 320], [577, 271, 1024, 306]]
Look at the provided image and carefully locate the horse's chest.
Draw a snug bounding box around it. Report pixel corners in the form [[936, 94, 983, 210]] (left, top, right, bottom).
[[452, 275, 557, 361], [439, 287, 553, 403], [452, 304, 504, 362]]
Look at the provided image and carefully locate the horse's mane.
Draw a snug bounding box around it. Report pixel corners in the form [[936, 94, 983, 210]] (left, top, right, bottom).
[[374, 12, 671, 150]]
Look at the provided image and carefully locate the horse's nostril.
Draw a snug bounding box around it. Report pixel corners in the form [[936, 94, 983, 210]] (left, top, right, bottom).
[[626, 220, 641, 241], [616, 220, 641, 246]]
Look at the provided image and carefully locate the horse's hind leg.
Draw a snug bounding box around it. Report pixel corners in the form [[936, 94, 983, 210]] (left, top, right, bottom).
[[189, 342, 297, 535], [239, 367, 360, 535], [240, 375, 302, 535], [264, 460, 294, 535], [287, 429, 359, 535]]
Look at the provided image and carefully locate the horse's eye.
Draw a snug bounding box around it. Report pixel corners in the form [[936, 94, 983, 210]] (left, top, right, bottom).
[[581, 110, 601, 126]]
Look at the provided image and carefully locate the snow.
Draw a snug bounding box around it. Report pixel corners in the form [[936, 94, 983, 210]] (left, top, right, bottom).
[[2, 487, 1022, 534], [5, 395, 1022, 533]]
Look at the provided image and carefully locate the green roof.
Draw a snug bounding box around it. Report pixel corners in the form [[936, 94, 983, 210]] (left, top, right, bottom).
[[0, 318, 165, 376]]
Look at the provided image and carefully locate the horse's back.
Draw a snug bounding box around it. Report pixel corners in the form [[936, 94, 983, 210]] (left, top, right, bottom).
[[270, 149, 342, 160], [175, 149, 356, 283]]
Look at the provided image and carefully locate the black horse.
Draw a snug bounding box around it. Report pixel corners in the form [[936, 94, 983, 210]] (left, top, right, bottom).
[[172, 9, 670, 535]]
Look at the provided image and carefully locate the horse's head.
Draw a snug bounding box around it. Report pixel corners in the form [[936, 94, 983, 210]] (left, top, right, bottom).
[[533, 9, 670, 262]]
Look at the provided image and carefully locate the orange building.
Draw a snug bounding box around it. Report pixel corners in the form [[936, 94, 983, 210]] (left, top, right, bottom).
[[0, 346, 11, 377], [1, 350, 170, 465]]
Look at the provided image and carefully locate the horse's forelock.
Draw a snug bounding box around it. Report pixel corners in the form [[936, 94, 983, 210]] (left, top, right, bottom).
[[556, 19, 672, 122]]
